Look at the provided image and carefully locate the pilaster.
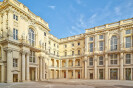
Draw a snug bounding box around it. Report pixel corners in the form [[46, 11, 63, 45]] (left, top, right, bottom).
[[94, 55, 97, 79], [21, 51, 26, 82], [120, 53, 124, 80], [26, 53, 30, 81], [105, 54, 108, 80]]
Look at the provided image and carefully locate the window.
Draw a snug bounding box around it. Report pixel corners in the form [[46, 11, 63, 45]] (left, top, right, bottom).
[[125, 37, 131, 48], [99, 56, 103, 65], [49, 49, 50, 53], [45, 43, 46, 50], [49, 41, 51, 44], [54, 44, 56, 47], [30, 51, 35, 63], [126, 54, 131, 64], [72, 43, 74, 47], [13, 59, 18, 67], [78, 42, 80, 46], [78, 61, 80, 66], [65, 52, 67, 56], [78, 50, 80, 55], [110, 54, 117, 65], [29, 28, 35, 46], [99, 41, 104, 51], [99, 35, 104, 39], [54, 51, 55, 55], [13, 28, 18, 40], [13, 14, 18, 21], [65, 45, 67, 48], [89, 37, 93, 41], [126, 29, 131, 34], [44, 32, 46, 36], [89, 57, 93, 66], [72, 51, 74, 56], [90, 43, 93, 52], [111, 36, 117, 51]]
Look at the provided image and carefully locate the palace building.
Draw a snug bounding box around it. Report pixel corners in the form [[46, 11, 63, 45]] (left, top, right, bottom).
[[0, 0, 133, 83]]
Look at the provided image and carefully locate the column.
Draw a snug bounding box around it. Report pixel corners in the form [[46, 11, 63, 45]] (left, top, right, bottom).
[[54, 70, 56, 79], [54, 59, 56, 67], [73, 70, 75, 79], [84, 57, 88, 79], [94, 55, 97, 79], [66, 70, 68, 79], [35, 67, 38, 81], [73, 59, 75, 67], [22, 52, 26, 82], [26, 53, 30, 81], [120, 53, 124, 80], [39, 57, 42, 81], [105, 54, 108, 80], [42, 58, 45, 80], [1, 65, 4, 83], [66, 59, 69, 67], [6, 49, 13, 83]]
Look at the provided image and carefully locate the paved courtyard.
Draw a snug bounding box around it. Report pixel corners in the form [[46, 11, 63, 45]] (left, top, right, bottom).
[[0, 80, 133, 88]]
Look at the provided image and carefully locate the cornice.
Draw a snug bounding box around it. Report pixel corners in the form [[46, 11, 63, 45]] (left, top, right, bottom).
[[0, 1, 50, 32]]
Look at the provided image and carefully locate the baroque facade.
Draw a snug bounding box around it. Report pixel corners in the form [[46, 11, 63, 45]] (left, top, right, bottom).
[[0, 0, 132, 83]]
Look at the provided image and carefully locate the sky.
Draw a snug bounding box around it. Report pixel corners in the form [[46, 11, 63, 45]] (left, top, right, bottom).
[[2, 0, 133, 38]]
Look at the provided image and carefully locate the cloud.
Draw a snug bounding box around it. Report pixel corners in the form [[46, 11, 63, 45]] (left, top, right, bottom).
[[76, 0, 81, 5], [114, 7, 121, 15], [48, 6, 56, 10]]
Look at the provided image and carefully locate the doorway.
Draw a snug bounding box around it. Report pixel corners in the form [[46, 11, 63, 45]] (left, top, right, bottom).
[[110, 69, 118, 80], [99, 69, 104, 79], [64, 72, 66, 78], [90, 73, 93, 79], [13, 74, 18, 82], [126, 68, 131, 80], [30, 68, 35, 81], [78, 72, 80, 79]]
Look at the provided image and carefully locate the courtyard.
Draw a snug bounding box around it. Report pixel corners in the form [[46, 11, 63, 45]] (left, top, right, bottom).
[[0, 80, 133, 88]]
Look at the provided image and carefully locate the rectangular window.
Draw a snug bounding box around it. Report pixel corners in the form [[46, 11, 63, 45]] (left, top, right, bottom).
[[99, 41, 104, 51], [89, 57, 93, 66], [126, 54, 131, 64], [72, 51, 74, 55], [30, 51, 35, 63], [126, 29, 131, 34], [13, 59, 18, 67], [44, 32, 46, 36], [13, 28, 18, 40], [99, 35, 104, 39], [90, 43, 93, 52], [65, 52, 67, 56], [126, 37, 131, 48], [99, 56, 103, 65], [13, 14, 18, 21], [78, 61, 80, 66], [110, 54, 117, 65], [78, 50, 80, 55], [72, 43, 74, 47], [65, 45, 67, 48], [89, 37, 93, 41]]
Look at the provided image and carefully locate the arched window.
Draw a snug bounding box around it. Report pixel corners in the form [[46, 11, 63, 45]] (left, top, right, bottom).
[[111, 36, 117, 51], [28, 28, 35, 46]]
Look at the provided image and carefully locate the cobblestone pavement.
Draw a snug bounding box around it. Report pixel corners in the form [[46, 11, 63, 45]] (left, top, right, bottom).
[[0, 80, 133, 88]]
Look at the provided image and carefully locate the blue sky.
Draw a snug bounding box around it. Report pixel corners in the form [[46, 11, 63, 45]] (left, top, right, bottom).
[[2, 0, 133, 38]]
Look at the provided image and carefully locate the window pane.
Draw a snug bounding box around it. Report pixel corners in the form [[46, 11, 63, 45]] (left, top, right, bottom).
[[99, 35, 103, 39], [126, 37, 131, 48], [126, 30, 131, 34], [90, 37, 93, 41]]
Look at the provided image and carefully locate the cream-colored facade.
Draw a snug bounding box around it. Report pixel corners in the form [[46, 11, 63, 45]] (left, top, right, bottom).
[[0, 0, 133, 83]]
